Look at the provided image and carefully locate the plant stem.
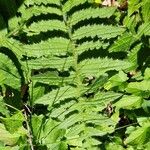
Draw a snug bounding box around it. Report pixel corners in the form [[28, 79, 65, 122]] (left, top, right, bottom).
[[24, 110, 34, 150]]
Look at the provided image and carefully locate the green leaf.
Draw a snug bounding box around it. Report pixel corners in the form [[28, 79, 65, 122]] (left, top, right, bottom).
[[144, 68, 150, 80], [114, 95, 143, 110], [77, 40, 109, 55], [142, 0, 150, 23], [0, 38, 25, 58], [105, 143, 124, 150], [27, 0, 61, 6], [28, 56, 73, 72], [104, 71, 128, 90], [0, 111, 25, 133], [0, 123, 20, 146], [136, 23, 150, 38], [63, 0, 87, 13], [0, 96, 9, 117], [128, 0, 143, 16], [46, 142, 68, 150], [127, 43, 142, 68], [0, 53, 21, 89], [23, 38, 70, 57], [73, 24, 126, 40], [30, 85, 45, 103], [70, 7, 116, 26], [126, 80, 150, 98], [22, 6, 62, 21], [79, 57, 132, 77], [109, 33, 135, 52], [31, 115, 44, 140], [125, 124, 150, 145], [34, 86, 77, 105], [25, 20, 67, 36], [0, 123, 27, 146]]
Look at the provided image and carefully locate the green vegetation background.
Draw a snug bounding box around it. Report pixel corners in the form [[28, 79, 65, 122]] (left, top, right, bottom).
[[0, 0, 150, 149]]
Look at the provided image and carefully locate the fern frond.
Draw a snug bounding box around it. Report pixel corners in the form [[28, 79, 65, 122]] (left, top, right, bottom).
[[25, 0, 61, 6], [27, 56, 73, 71], [79, 57, 132, 77], [0, 38, 24, 58], [77, 40, 109, 55], [53, 91, 122, 120], [66, 123, 84, 138], [127, 43, 142, 67], [93, 91, 122, 110], [65, 117, 114, 147], [126, 80, 150, 98], [73, 24, 126, 40], [34, 86, 77, 105], [63, 0, 88, 14], [136, 23, 150, 38], [114, 95, 143, 110], [0, 53, 21, 89], [142, 0, 150, 23], [22, 6, 62, 21], [31, 71, 74, 86], [84, 124, 114, 136], [25, 20, 67, 35], [23, 38, 70, 57], [109, 33, 135, 52], [50, 100, 77, 119], [59, 112, 113, 129], [59, 112, 115, 132], [70, 7, 116, 26]]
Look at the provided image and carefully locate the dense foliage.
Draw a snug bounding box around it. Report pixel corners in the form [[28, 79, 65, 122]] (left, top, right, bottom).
[[0, 0, 150, 149]]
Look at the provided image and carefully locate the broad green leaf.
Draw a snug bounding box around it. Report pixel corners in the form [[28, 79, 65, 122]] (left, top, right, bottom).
[[0, 123, 27, 146], [0, 123, 19, 146], [126, 80, 150, 98], [137, 117, 150, 126], [104, 71, 128, 90], [125, 125, 150, 145], [0, 111, 25, 133], [114, 95, 143, 110]]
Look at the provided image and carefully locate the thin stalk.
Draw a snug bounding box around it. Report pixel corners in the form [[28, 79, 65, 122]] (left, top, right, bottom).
[[24, 110, 34, 150]]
